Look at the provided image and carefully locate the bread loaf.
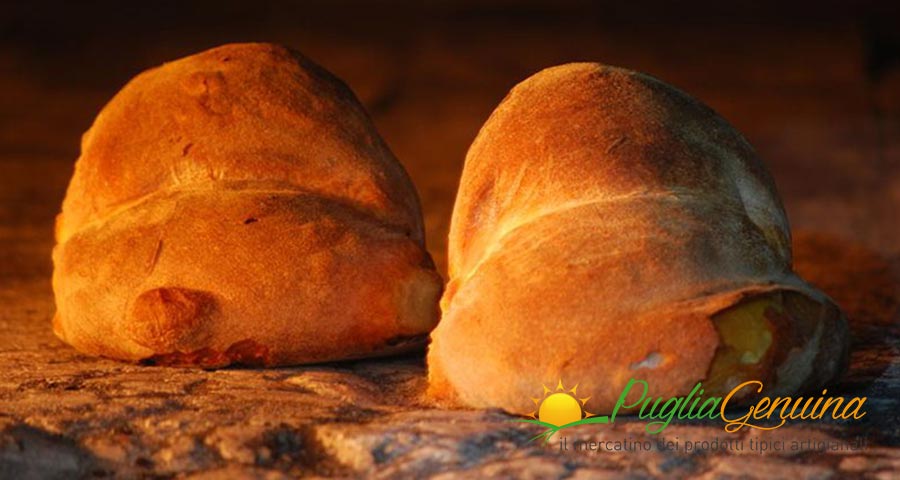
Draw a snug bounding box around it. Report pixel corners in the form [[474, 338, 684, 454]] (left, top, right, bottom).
[[52, 43, 442, 367], [428, 63, 848, 413]]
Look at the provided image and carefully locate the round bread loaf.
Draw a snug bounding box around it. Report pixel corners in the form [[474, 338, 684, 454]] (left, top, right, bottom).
[[52, 43, 442, 367], [428, 63, 848, 413]]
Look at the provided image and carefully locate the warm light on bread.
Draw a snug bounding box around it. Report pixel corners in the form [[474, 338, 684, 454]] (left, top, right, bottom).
[[427, 63, 848, 414], [52, 43, 442, 366]]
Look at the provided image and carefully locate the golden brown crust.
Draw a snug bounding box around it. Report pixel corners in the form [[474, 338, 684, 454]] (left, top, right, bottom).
[[57, 43, 422, 244], [52, 43, 441, 366], [428, 63, 848, 414]]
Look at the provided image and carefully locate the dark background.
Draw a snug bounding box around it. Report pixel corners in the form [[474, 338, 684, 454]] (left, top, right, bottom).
[[1, 0, 899, 274]]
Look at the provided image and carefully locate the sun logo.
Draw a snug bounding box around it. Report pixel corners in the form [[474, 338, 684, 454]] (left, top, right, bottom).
[[514, 379, 609, 443], [530, 379, 595, 426]]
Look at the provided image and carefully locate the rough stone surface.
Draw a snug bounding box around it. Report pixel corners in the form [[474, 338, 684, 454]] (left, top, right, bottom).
[[1, 3, 899, 478]]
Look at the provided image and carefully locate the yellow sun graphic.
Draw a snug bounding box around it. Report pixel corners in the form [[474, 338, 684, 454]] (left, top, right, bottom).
[[529, 379, 595, 427]]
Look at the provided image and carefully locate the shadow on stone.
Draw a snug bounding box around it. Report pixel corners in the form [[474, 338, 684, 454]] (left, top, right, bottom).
[[0, 423, 99, 479]]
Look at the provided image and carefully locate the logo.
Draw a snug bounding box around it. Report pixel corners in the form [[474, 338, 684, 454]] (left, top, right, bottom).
[[514, 378, 867, 442], [513, 380, 609, 444]]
